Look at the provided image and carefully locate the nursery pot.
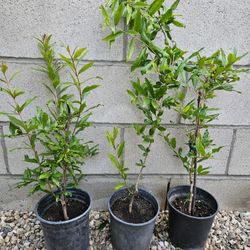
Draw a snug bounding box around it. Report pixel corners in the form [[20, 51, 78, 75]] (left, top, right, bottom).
[[167, 185, 219, 250], [35, 188, 91, 250], [108, 188, 159, 250]]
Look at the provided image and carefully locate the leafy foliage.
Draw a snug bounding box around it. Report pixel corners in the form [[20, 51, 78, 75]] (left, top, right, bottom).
[[0, 34, 101, 220], [164, 49, 247, 215], [106, 128, 128, 190], [102, 0, 184, 197], [102, 0, 248, 215]]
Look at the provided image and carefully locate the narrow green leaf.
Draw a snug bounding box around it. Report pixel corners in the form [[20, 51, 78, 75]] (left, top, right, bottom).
[[172, 20, 185, 28], [117, 141, 125, 158], [149, 0, 165, 16], [114, 3, 124, 26], [114, 183, 125, 190], [82, 85, 100, 95], [196, 136, 206, 156], [134, 10, 142, 32], [79, 62, 94, 75], [127, 38, 135, 61], [101, 5, 110, 29], [74, 48, 87, 59], [160, 9, 173, 23], [39, 172, 51, 180], [170, 0, 180, 10], [108, 153, 120, 169]]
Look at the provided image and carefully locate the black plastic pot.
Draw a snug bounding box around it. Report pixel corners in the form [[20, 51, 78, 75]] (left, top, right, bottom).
[[167, 185, 219, 250], [108, 188, 159, 250], [35, 188, 91, 250]]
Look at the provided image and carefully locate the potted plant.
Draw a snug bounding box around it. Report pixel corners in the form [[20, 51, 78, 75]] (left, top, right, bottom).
[[0, 34, 101, 250], [106, 127, 159, 250], [102, 0, 185, 249], [164, 49, 247, 249]]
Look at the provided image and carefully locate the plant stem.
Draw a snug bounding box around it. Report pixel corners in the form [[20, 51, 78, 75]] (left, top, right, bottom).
[[60, 166, 69, 220], [129, 141, 152, 214], [60, 194, 69, 221], [189, 91, 202, 215]]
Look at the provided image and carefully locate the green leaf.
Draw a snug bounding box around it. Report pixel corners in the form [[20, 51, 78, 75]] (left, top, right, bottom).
[[160, 8, 173, 23], [149, 0, 165, 16], [9, 122, 22, 135], [108, 153, 120, 169], [117, 141, 125, 158], [18, 97, 36, 113], [101, 5, 110, 29], [138, 144, 146, 152], [59, 54, 72, 66], [79, 62, 94, 75], [39, 172, 51, 180], [103, 31, 123, 45], [82, 85, 100, 95], [151, 100, 160, 109], [127, 38, 135, 61], [172, 20, 185, 28], [24, 155, 37, 163], [170, 0, 180, 10], [74, 48, 87, 59], [126, 4, 132, 25], [170, 138, 176, 149], [114, 3, 124, 26], [134, 10, 142, 32], [8, 116, 26, 130], [196, 136, 206, 156], [113, 127, 119, 140], [1, 64, 8, 74], [114, 183, 125, 190]]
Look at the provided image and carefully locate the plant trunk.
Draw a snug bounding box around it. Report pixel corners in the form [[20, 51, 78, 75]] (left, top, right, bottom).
[[60, 194, 69, 221], [128, 167, 142, 214], [61, 166, 69, 220], [189, 91, 202, 216]]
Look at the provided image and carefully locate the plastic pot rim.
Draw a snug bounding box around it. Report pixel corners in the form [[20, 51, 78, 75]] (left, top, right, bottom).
[[108, 188, 160, 227], [35, 188, 92, 225], [167, 185, 219, 220]]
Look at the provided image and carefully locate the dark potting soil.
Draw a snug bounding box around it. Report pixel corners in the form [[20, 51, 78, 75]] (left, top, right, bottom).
[[172, 197, 214, 217], [111, 194, 155, 224], [43, 199, 88, 221]]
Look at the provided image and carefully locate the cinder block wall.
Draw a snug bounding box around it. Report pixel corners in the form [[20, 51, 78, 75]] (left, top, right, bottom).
[[0, 0, 249, 211]]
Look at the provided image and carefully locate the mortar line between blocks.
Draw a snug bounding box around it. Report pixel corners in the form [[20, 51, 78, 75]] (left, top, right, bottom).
[[225, 129, 237, 175], [0, 126, 11, 174]]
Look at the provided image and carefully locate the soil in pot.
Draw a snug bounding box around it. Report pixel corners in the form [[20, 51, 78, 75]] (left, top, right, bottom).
[[43, 199, 88, 221], [111, 194, 155, 223], [172, 196, 214, 217]]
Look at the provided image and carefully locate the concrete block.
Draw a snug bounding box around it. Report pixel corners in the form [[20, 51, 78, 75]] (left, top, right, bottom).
[[181, 72, 250, 126], [0, 62, 51, 122], [0, 0, 123, 61], [3, 127, 32, 175], [0, 175, 249, 211], [88, 64, 178, 124], [124, 127, 233, 175], [172, 0, 250, 65], [79, 126, 121, 175], [229, 129, 250, 175], [208, 72, 250, 125]]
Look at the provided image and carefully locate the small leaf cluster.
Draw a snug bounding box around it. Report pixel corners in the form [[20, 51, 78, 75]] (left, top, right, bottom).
[[106, 128, 128, 190], [0, 34, 101, 201]]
